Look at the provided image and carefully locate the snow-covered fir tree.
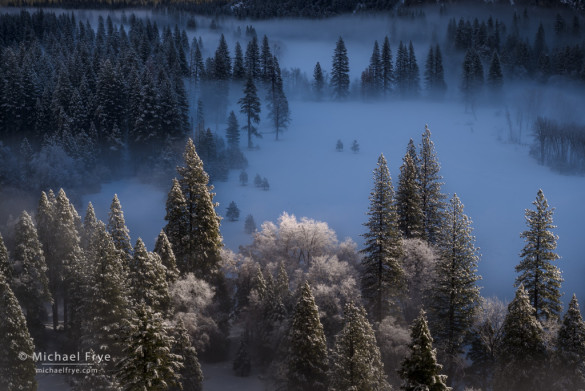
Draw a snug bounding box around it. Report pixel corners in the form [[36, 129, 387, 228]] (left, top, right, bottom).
[[399, 309, 451, 391], [0, 233, 10, 280], [396, 151, 424, 239], [287, 281, 329, 391], [81, 202, 99, 251], [116, 302, 182, 391], [429, 194, 481, 384], [164, 178, 188, 272], [361, 154, 404, 323], [80, 221, 130, 367], [107, 194, 132, 264], [0, 273, 37, 391], [555, 294, 585, 390], [495, 285, 547, 391], [11, 210, 52, 337], [153, 230, 180, 284], [329, 301, 390, 391], [173, 138, 223, 279], [172, 318, 203, 391], [330, 37, 350, 100], [239, 76, 261, 149], [515, 189, 562, 321], [418, 125, 446, 244], [129, 238, 171, 314]]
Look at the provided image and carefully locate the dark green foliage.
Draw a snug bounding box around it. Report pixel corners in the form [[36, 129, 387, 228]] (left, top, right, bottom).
[[424, 45, 447, 98], [361, 154, 404, 323], [399, 309, 451, 391], [381, 36, 394, 96], [396, 151, 423, 239], [245, 36, 261, 80], [330, 37, 350, 100], [515, 189, 562, 321], [0, 273, 37, 391], [173, 319, 203, 391], [555, 294, 585, 390], [461, 48, 484, 105], [267, 56, 290, 140], [287, 282, 328, 391], [233, 42, 246, 81]]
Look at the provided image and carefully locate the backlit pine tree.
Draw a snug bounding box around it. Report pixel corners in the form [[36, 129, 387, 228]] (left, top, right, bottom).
[[153, 230, 180, 284], [107, 194, 132, 266], [129, 239, 171, 314], [399, 309, 451, 391], [515, 189, 562, 321], [429, 194, 481, 384], [287, 281, 329, 391], [361, 154, 404, 324], [418, 125, 446, 244], [555, 294, 585, 390], [396, 151, 424, 239], [329, 301, 390, 391], [172, 318, 203, 391]]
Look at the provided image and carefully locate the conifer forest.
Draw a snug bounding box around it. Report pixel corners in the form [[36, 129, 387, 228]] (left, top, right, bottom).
[[1, 2, 585, 391]]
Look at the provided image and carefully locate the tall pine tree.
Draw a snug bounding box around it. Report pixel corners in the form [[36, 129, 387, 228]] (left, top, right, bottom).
[[515, 189, 562, 321], [396, 151, 424, 239], [239, 76, 261, 149], [330, 37, 350, 100], [556, 294, 585, 390], [361, 154, 404, 324]]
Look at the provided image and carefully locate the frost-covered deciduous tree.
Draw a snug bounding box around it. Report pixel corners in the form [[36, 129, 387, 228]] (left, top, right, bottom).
[[401, 238, 437, 323], [287, 281, 328, 391], [399, 309, 451, 391], [0, 273, 37, 391], [329, 301, 389, 391], [361, 154, 404, 324], [515, 189, 562, 321], [376, 315, 410, 386]]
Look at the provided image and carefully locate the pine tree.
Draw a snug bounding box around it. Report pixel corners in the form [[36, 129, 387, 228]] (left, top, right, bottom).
[[368, 40, 383, 97], [245, 36, 260, 80], [233, 337, 252, 377], [226, 201, 240, 221], [107, 194, 132, 264], [515, 189, 562, 321], [329, 301, 389, 391], [461, 48, 484, 106], [164, 178, 188, 273], [173, 319, 203, 391], [11, 211, 52, 337], [396, 151, 424, 239], [80, 222, 129, 364], [81, 202, 99, 251], [495, 285, 546, 391], [213, 34, 231, 80], [361, 154, 404, 324], [313, 62, 325, 101], [0, 273, 37, 391], [287, 281, 329, 391], [244, 214, 256, 234], [153, 230, 180, 284], [226, 110, 240, 150], [395, 41, 409, 96], [418, 125, 446, 244], [407, 41, 420, 96], [487, 51, 503, 92], [260, 35, 273, 83], [330, 37, 350, 100], [233, 41, 246, 81], [429, 194, 481, 383], [129, 239, 171, 314], [424, 46, 436, 92], [239, 76, 261, 149], [267, 56, 290, 141], [175, 139, 223, 280], [381, 36, 394, 96], [399, 309, 451, 391], [556, 294, 585, 390], [116, 302, 182, 391]]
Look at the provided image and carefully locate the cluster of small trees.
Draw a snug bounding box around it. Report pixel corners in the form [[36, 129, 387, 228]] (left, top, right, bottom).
[[533, 116, 585, 173]]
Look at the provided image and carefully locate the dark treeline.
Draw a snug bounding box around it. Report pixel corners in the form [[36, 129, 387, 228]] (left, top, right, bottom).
[[0, 10, 191, 193]]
